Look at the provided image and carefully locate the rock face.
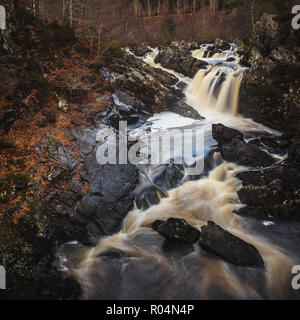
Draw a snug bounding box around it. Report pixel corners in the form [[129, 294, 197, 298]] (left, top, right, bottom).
[[103, 52, 203, 120], [152, 218, 201, 244], [199, 221, 264, 268], [235, 166, 300, 222], [239, 13, 299, 135], [212, 123, 275, 168], [78, 164, 138, 236]]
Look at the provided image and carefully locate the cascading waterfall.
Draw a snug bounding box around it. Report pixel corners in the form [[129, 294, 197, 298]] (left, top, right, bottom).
[[186, 44, 245, 116], [56, 44, 300, 300]]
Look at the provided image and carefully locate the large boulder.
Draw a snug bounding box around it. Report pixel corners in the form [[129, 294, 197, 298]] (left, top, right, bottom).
[[152, 218, 201, 244], [199, 221, 264, 268]]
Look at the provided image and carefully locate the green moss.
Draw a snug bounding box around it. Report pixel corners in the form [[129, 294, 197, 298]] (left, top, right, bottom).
[[21, 198, 48, 237], [0, 220, 34, 288]]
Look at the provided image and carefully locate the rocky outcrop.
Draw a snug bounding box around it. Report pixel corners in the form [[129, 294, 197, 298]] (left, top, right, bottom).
[[154, 47, 208, 78], [239, 13, 299, 136], [103, 52, 203, 120]]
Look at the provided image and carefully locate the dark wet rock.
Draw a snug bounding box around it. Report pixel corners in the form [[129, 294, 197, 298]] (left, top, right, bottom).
[[106, 54, 179, 113], [227, 57, 235, 62], [239, 13, 299, 139], [238, 185, 284, 209], [199, 221, 264, 268], [134, 173, 168, 211], [235, 166, 300, 221], [176, 81, 187, 91], [169, 100, 204, 120], [134, 163, 185, 210], [270, 46, 297, 64], [104, 53, 203, 120], [289, 136, 300, 165], [239, 58, 251, 68], [214, 39, 232, 51], [212, 123, 243, 144], [104, 93, 150, 129], [78, 164, 138, 235], [254, 13, 279, 55], [212, 124, 275, 167], [219, 139, 275, 167], [249, 135, 288, 156], [152, 218, 201, 244], [154, 48, 208, 78], [130, 43, 152, 57]]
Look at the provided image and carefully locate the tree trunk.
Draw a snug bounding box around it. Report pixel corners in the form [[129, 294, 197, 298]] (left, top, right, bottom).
[[97, 26, 101, 54], [62, 0, 65, 21], [250, 0, 256, 39], [70, 0, 73, 26], [147, 0, 151, 16]]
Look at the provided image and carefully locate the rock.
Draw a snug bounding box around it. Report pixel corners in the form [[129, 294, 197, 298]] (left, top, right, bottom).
[[238, 185, 284, 209], [78, 164, 138, 235], [212, 124, 276, 168], [214, 38, 231, 51], [249, 47, 264, 66], [154, 47, 208, 78], [152, 218, 201, 244], [57, 97, 69, 113], [104, 93, 150, 129], [235, 166, 300, 221], [169, 100, 204, 120], [227, 57, 235, 62], [239, 58, 251, 68], [212, 123, 243, 144], [270, 46, 297, 64], [199, 221, 264, 268], [255, 13, 279, 52], [130, 43, 151, 57], [220, 139, 276, 167], [289, 136, 300, 165]]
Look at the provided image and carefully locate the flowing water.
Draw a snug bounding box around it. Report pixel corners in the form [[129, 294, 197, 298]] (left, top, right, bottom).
[[57, 45, 300, 299]]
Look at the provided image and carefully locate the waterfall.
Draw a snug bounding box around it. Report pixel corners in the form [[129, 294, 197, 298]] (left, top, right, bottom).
[[186, 68, 243, 116], [185, 44, 245, 116]]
